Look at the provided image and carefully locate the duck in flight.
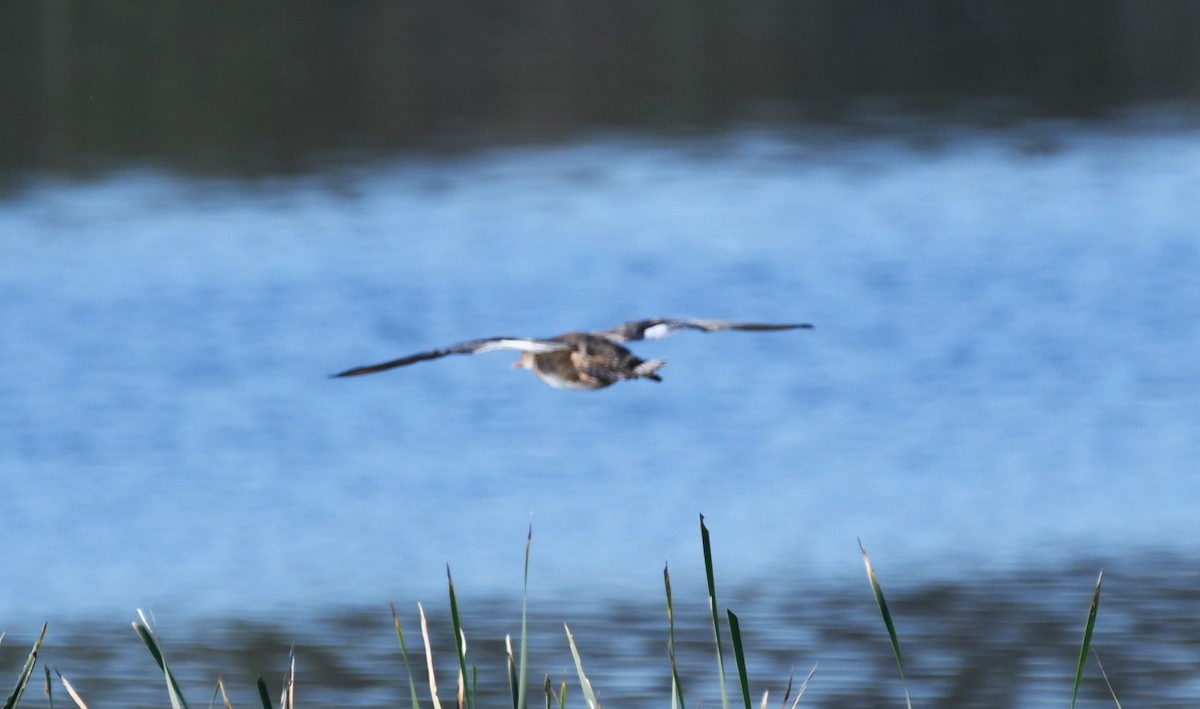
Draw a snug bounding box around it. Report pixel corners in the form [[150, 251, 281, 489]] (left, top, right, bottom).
[[333, 318, 813, 390]]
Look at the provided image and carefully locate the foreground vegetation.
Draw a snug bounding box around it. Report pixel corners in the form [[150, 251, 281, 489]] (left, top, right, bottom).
[[4, 517, 1116, 708]]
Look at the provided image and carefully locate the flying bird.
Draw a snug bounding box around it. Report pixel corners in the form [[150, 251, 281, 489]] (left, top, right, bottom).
[[333, 317, 813, 390]]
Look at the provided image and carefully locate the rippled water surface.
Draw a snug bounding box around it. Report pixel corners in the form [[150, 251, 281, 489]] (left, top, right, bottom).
[[2, 122, 1199, 705]]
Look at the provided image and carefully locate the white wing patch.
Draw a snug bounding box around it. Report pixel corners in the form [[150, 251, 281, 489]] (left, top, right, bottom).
[[642, 323, 674, 340], [472, 338, 568, 354]]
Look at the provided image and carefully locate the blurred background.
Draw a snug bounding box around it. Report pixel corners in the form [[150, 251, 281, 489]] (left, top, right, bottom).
[[5, 0, 1200, 176], [2, 2, 1199, 707]]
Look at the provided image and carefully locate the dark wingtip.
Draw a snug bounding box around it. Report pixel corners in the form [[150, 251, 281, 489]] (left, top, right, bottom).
[[738, 322, 814, 331]]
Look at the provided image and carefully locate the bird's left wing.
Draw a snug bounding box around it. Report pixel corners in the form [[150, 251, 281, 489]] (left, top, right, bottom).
[[594, 318, 813, 342]]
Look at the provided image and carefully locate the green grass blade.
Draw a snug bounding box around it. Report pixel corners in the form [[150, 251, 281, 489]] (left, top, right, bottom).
[[664, 564, 686, 709], [418, 603, 443, 709], [256, 676, 272, 709], [1071, 570, 1104, 709], [727, 610, 753, 709], [391, 603, 423, 709], [859, 541, 911, 709], [1092, 650, 1123, 709], [507, 636, 519, 709], [132, 613, 189, 709], [700, 515, 731, 709], [43, 665, 52, 709], [220, 678, 234, 709], [786, 663, 818, 709], [446, 567, 473, 709], [541, 675, 564, 709], [564, 624, 599, 709], [212, 677, 233, 709], [53, 669, 89, 709], [281, 646, 295, 709], [161, 655, 186, 709], [516, 524, 532, 709], [3, 623, 47, 709]]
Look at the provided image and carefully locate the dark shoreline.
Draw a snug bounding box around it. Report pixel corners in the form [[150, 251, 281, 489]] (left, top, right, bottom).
[[6, 2, 1199, 177]]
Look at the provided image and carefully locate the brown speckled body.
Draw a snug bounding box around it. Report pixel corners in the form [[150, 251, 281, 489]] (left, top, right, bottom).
[[515, 332, 664, 389]]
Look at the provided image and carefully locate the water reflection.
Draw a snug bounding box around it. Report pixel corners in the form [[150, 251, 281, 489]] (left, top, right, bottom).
[[5, 2, 1199, 175], [17, 562, 1200, 708]]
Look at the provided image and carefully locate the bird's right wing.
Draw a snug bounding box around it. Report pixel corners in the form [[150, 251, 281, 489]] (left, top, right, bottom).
[[332, 337, 568, 377]]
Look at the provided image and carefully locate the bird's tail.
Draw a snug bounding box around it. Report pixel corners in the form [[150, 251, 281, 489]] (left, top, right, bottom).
[[634, 358, 667, 382]]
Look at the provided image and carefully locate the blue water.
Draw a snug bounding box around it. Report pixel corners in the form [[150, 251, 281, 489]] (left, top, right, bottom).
[[2, 121, 1198, 643]]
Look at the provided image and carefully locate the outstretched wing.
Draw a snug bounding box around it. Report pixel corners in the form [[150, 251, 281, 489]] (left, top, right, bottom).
[[332, 337, 568, 377], [595, 318, 813, 343]]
